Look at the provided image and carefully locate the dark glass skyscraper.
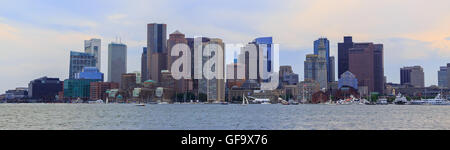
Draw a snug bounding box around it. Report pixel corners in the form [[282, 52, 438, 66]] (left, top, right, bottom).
[[338, 36, 354, 79], [141, 47, 148, 81], [147, 23, 167, 82]]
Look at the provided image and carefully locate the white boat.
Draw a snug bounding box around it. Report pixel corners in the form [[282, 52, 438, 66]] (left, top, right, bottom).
[[377, 98, 388, 105], [394, 93, 408, 105], [136, 104, 146, 107], [411, 94, 450, 105]]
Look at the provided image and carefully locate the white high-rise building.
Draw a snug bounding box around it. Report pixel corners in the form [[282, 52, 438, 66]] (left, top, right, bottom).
[[84, 38, 101, 70]]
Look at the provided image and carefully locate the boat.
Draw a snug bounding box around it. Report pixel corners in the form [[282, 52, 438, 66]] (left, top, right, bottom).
[[136, 104, 146, 107], [289, 100, 299, 105], [377, 98, 389, 105], [158, 102, 169, 105], [411, 94, 450, 105], [242, 95, 250, 106], [394, 93, 408, 105]]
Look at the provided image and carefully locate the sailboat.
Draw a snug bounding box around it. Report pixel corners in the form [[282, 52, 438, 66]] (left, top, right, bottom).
[[242, 94, 249, 106]]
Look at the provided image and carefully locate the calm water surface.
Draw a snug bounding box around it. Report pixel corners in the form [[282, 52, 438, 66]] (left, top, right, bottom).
[[1, 104, 449, 130]]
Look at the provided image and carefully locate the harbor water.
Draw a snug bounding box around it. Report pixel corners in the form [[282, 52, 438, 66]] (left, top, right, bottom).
[[1, 104, 450, 130]]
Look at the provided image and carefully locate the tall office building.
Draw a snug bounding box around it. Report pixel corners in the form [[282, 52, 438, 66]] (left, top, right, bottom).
[[84, 38, 101, 70], [147, 23, 167, 82], [400, 66, 425, 88], [438, 65, 449, 88], [314, 38, 334, 82], [167, 31, 193, 94], [304, 54, 328, 89], [196, 37, 226, 102], [348, 42, 384, 94], [108, 42, 127, 84], [253, 37, 273, 74], [141, 47, 148, 81], [448, 64, 450, 88], [338, 36, 354, 79], [69, 51, 96, 79], [329, 56, 335, 82], [167, 30, 188, 70]]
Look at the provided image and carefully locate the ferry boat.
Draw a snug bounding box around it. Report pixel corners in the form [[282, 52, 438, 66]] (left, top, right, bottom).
[[410, 94, 450, 105]]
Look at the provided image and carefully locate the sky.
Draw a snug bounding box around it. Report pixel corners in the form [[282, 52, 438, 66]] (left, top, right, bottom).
[[0, 0, 449, 93]]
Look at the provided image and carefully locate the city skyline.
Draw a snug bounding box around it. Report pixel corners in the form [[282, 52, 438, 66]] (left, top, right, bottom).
[[1, 0, 450, 93]]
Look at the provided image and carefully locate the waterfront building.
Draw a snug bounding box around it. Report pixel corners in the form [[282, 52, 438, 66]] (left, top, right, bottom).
[[28, 77, 62, 101], [5, 88, 28, 100], [75, 67, 104, 81], [297, 79, 320, 103], [108, 42, 127, 84], [304, 54, 328, 89], [84, 38, 101, 70], [90, 82, 119, 100], [63, 79, 101, 100], [401, 66, 425, 88], [314, 37, 335, 82], [438, 64, 449, 88], [121, 73, 137, 92], [141, 47, 148, 81], [133, 71, 142, 84], [69, 51, 96, 79], [147, 23, 168, 82], [347, 41, 384, 94], [338, 71, 358, 89]]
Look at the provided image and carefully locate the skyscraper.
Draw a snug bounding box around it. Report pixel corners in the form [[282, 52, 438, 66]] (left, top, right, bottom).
[[438, 65, 448, 88], [141, 47, 148, 81], [304, 54, 328, 89], [196, 37, 226, 102], [329, 56, 335, 82], [348, 42, 384, 94], [167, 30, 192, 94], [167, 30, 188, 70], [400, 66, 425, 88], [314, 38, 334, 82], [253, 37, 273, 73], [338, 36, 354, 79], [69, 51, 96, 79], [84, 38, 101, 70], [108, 42, 127, 84], [147, 23, 167, 82]]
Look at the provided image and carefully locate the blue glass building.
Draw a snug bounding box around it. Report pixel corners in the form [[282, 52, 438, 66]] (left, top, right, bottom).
[[314, 38, 334, 82], [253, 37, 273, 73], [75, 67, 104, 81], [69, 51, 97, 79]]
